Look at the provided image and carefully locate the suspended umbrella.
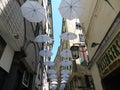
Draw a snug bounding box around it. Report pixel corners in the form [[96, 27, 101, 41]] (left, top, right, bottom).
[[60, 32, 77, 40], [47, 69, 56, 74], [61, 74, 69, 78], [51, 79, 58, 82], [61, 77, 68, 81], [43, 61, 55, 66], [51, 84, 57, 89], [61, 69, 70, 74], [58, 0, 83, 20], [34, 35, 52, 43], [60, 49, 72, 58], [21, 0, 45, 22], [61, 60, 72, 66], [51, 81, 58, 85], [61, 80, 67, 84], [39, 50, 52, 57], [49, 74, 57, 79]]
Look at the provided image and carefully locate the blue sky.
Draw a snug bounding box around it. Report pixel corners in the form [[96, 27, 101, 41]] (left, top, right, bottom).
[[51, 0, 62, 61]]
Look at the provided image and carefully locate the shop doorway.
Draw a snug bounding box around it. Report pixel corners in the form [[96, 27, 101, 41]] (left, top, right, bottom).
[[102, 67, 120, 90]]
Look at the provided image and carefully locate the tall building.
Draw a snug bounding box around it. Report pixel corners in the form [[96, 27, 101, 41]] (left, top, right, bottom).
[[0, 0, 53, 90], [80, 0, 120, 90]]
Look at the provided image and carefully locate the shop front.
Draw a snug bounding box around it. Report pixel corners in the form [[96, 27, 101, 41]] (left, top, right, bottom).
[[97, 32, 120, 90]]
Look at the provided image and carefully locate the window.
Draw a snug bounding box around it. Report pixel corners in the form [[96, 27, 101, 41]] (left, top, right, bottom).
[[76, 22, 81, 29], [79, 34, 85, 42], [0, 36, 6, 59]]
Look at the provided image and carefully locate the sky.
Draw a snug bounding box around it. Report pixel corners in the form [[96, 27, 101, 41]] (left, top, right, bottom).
[[51, 0, 62, 61]]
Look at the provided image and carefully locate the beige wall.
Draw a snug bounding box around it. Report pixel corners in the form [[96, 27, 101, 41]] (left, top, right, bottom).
[[83, 0, 120, 90]]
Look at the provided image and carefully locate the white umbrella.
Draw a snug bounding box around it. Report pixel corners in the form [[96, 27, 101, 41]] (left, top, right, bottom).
[[61, 60, 72, 66], [61, 74, 69, 78], [61, 80, 67, 84], [60, 32, 77, 40], [51, 79, 58, 82], [21, 1, 45, 22], [39, 50, 52, 57], [61, 69, 70, 74], [49, 74, 57, 79], [60, 49, 72, 58], [51, 81, 58, 85], [58, 0, 83, 20], [47, 69, 56, 74], [43, 61, 55, 66], [34, 35, 52, 43], [51, 84, 57, 89], [61, 77, 68, 81]]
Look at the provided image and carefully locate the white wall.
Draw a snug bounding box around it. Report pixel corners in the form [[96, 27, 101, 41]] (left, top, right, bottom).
[[0, 44, 14, 72]]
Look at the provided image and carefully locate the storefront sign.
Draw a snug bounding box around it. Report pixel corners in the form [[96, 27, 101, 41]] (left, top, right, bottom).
[[97, 32, 120, 78]]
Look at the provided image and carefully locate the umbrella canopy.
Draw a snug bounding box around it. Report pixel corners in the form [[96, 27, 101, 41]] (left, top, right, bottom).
[[21, 1, 45, 22], [60, 49, 72, 58], [49, 74, 57, 79], [61, 60, 72, 66], [61, 77, 68, 81], [34, 35, 52, 43], [39, 50, 52, 57], [58, 0, 83, 20], [61, 80, 67, 84], [47, 69, 56, 74], [51, 81, 58, 85], [43, 61, 55, 66], [61, 74, 69, 78], [51, 79, 58, 82], [61, 69, 70, 74], [60, 32, 77, 40]]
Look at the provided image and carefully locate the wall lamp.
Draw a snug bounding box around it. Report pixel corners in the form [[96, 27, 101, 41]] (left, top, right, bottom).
[[91, 42, 99, 48]]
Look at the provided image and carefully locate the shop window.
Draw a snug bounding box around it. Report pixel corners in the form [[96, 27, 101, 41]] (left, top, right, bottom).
[[0, 36, 6, 59]]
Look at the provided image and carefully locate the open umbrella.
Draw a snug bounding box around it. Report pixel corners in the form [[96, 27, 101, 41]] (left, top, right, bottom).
[[61, 69, 70, 74], [60, 49, 72, 58], [60, 32, 77, 40], [61, 74, 69, 78], [21, 1, 45, 22], [58, 0, 83, 20], [61, 77, 68, 81], [49, 74, 57, 79], [34, 35, 52, 43], [51, 81, 58, 85], [61, 60, 72, 66], [61, 80, 67, 84], [43, 61, 55, 66], [47, 69, 56, 74], [39, 50, 52, 57]]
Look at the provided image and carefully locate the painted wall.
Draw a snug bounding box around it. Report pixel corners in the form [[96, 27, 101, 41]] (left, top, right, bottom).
[[0, 44, 14, 72]]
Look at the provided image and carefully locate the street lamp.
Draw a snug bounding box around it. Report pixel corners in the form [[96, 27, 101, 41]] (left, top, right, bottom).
[[70, 46, 79, 59]]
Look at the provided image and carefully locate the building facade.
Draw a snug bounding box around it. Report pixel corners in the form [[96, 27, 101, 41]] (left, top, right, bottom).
[[0, 0, 53, 90], [80, 0, 120, 90]]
